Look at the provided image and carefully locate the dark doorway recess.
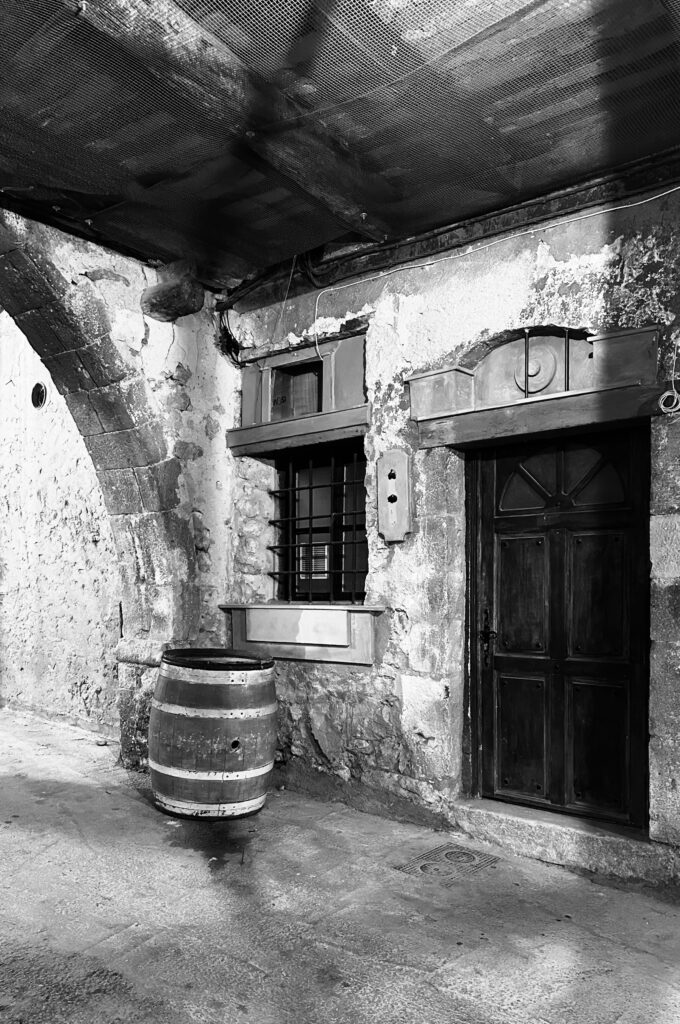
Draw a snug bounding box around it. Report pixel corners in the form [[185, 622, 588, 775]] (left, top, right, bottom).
[[468, 423, 650, 828]]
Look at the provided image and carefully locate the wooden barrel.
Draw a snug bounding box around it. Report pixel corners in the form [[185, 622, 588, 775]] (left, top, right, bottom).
[[148, 648, 276, 819]]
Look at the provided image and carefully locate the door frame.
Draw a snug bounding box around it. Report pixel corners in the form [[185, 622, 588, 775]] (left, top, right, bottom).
[[464, 421, 651, 827]]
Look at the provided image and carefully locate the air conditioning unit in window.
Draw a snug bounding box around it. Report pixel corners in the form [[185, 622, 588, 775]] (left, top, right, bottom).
[[298, 543, 329, 579]]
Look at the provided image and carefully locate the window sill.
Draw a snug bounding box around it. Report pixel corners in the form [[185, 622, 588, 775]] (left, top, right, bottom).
[[226, 404, 370, 457], [219, 603, 384, 665]]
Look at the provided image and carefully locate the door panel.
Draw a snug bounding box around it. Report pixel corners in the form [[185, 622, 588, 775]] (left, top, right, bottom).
[[473, 424, 649, 827], [496, 673, 547, 799], [497, 535, 549, 653], [567, 531, 628, 659], [567, 677, 628, 814]]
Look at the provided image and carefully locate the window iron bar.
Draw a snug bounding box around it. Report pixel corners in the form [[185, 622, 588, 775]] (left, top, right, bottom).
[[524, 327, 529, 399], [269, 444, 367, 604], [564, 326, 570, 392]]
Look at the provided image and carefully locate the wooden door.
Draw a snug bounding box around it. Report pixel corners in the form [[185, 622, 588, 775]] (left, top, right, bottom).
[[472, 424, 649, 827]]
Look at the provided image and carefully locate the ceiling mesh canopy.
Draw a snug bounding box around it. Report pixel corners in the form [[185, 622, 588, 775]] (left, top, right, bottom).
[[2, 0, 680, 287]]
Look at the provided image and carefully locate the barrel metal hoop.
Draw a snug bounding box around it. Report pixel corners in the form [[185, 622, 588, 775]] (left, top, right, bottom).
[[154, 794, 267, 818], [151, 699, 277, 719], [159, 663, 271, 686], [148, 758, 274, 781]]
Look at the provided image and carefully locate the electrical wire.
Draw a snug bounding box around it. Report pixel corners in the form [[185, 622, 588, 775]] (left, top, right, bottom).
[[272, 255, 297, 346], [659, 338, 680, 414]]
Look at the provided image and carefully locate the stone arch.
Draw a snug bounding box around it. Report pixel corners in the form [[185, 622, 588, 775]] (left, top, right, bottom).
[[0, 211, 202, 751]]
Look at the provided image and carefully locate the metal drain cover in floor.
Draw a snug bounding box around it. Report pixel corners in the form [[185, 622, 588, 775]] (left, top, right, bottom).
[[396, 842, 500, 885]]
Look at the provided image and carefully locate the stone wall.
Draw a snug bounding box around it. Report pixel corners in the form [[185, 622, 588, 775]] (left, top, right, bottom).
[[0, 312, 121, 730], [0, 214, 240, 755], [228, 183, 680, 843]]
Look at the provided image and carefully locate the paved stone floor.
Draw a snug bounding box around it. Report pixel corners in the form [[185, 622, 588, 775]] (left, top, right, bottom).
[[1, 708, 680, 1024]]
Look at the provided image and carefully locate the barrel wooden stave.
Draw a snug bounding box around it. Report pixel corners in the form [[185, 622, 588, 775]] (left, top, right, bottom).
[[149, 705, 276, 773], [148, 649, 276, 819]]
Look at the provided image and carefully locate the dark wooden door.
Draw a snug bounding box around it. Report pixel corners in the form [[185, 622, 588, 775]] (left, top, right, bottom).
[[473, 424, 649, 827]]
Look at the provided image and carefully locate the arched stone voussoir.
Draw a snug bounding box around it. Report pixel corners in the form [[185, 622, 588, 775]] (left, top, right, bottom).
[[0, 213, 112, 354], [0, 212, 215, 746], [65, 378, 154, 436], [110, 510, 197, 590], [43, 334, 131, 396], [97, 458, 183, 517]]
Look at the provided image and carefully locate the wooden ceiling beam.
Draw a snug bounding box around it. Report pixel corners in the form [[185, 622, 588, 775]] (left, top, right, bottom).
[[61, 0, 390, 242]]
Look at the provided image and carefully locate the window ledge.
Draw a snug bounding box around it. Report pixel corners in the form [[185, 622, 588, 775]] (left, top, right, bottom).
[[219, 603, 384, 665], [226, 404, 370, 457]]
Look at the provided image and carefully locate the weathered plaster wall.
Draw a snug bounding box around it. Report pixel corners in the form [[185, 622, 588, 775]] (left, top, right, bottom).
[[0, 312, 121, 729], [229, 184, 680, 844], [0, 213, 239, 754]]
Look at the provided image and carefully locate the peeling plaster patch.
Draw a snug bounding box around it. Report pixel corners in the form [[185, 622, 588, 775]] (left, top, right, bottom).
[[298, 305, 375, 347], [165, 362, 192, 386], [174, 440, 203, 461], [525, 230, 680, 331], [84, 269, 131, 286], [204, 414, 220, 439]]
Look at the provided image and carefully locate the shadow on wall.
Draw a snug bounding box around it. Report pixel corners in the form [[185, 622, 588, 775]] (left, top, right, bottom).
[[0, 313, 122, 732], [586, 0, 680, 849], [502, 0, 680, 855]]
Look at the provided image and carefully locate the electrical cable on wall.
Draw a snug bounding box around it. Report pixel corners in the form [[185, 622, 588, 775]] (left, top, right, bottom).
[[658, 338, 680, 415]]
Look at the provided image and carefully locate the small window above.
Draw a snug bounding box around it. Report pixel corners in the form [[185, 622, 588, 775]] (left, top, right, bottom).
[[271, 361, 322, 421], [228, 332, 369, 456]]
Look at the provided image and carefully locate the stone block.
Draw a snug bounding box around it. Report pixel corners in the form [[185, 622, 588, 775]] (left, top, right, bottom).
[[398, 673, 453, 778], [649, 641, 680, 736], [174, 439, 204, 461], [134, 458, 182, 512], [652, 417, 680, 514], [89, 384, 136, 433], [0, 227, 17, 255], [123, 581, 201, 641], [651, 461, 680, 515], [0, 249, 52, 316], [650, 579, 680, 642], [85, 422, 167, 471], [63, 282, 111, 341], [14, 304, 77, 357], [419, 448, 463, 517], [650, 515, 680, 579], [407, 621, 448, 677], [64, 392, 104, 436], [123, 511, 194, 587], [91, 377, 153, 434], [116, 638, 163, 668], [141, 273, 204, 322], [78, 334, 129, 387], [97, 468, 144, 515], [648, 735, 680, 845], [42, 350, 97, 394], [118, 682, 154, 770]]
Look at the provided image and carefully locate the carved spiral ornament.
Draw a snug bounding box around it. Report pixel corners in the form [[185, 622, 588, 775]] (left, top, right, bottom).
[[514, 343, 558, 394]]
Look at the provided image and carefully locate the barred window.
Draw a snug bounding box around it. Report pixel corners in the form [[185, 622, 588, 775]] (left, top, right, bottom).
[[269, 441, 368, 603]]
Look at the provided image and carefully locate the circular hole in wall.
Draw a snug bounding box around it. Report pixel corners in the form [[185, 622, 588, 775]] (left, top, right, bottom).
[[231, 739, 241, 751], [31, 382, 48, 409]]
